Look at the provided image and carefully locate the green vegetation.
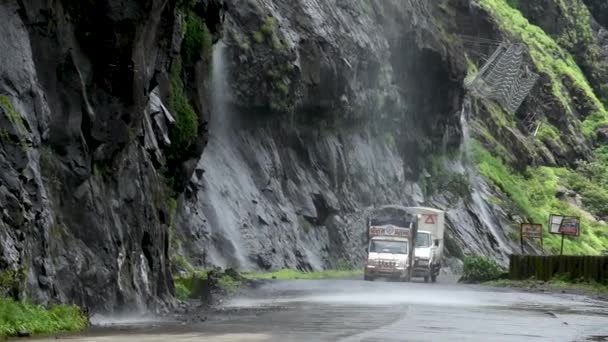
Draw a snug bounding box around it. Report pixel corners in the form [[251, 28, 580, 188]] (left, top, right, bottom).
[[0, 95, 26, 131], [275, 79, 289, 95], [182, 12, 213, 66], [174, 268, 243, 300], [252, 17, 286, 51], [172, 255, 195, 274], [566, 147, 608, 217], [535, 122, 560, 141], [485, 101, 515, 128], [0, 299, 88, 338], [0, 268, 26, 300], [460, 256, 505, 283], [582, 111, 608, 137], [260, 17, 277, 35], [252, 31, 264, 44], [472, 141, 608, 254], [479, 0, 608, 136], [243, 269, 363, 280], [266, 64, 295, 113], [216, 274, 240, 295], [422, 156, 472, 202], [168, 60, 199, 162], [174, 282, 191, 301], [0, 269, 87, 338]]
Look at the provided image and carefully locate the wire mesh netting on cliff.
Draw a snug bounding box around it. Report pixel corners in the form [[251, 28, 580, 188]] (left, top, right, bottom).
[[465, 42, 539, 113]]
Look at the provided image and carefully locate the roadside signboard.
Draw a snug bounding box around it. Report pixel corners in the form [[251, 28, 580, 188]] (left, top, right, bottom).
[[559, 217, 580, 236], [521, 223, 542, 239], [520, 223, 543, 254], [549, 215, 564, 234], [549, 215, 580, 236], [549, 214, 581, 255]]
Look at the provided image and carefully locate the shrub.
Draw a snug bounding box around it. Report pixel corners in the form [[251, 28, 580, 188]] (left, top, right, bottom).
[[167, 60, 199, 163], [181, 13, 212, 66], [217, 274, 239, 295], [460, 256, 505, 283], [0, 268, 27, 300], [173, 268, 243, 300], [260, 17, 276, 35], [0, 299, 88, 338], [174, 282, 191, 301], [252, 31, 264, 44]]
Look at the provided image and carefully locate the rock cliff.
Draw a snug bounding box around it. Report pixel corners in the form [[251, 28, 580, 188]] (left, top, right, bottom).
[[1, 0, 607, 313]]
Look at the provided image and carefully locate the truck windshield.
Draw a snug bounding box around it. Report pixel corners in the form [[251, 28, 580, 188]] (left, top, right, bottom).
[[416, 233, 431, 247], [370, 240, 408, 254]]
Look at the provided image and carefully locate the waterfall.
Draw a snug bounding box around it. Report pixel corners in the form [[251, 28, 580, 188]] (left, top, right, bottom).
[[459, 97, 508, 253], [191, 41, 253, 269], [210, 41, 232, 137]]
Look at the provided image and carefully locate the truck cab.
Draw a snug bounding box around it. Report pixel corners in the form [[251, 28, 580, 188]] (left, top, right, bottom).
[[364, 206, 418, 282], [365, 236, 410, 281]]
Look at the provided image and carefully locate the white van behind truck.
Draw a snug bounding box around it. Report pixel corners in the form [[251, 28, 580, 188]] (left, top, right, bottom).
[[408, 207, 445, 283]]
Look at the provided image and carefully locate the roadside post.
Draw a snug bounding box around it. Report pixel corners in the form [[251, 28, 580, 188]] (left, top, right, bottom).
[[549, 215, 581, 256], [520, 223, 543, 254]]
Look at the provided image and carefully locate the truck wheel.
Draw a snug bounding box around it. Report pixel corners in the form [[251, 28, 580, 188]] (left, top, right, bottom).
[[424, 276, 429, 283], [431, 274, 437, 283]]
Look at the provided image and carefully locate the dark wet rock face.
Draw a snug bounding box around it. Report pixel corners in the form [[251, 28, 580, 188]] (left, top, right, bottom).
[[173, 0, 521, 272], [0, 0, 221, 312], [2, 0, 598, 314]]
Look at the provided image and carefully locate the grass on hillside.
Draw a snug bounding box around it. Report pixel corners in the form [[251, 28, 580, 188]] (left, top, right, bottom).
[[0, 299, 88, 338], [472, 141, 608, 255], [478, 0, 608, 136], [243, 269, 363, 280]]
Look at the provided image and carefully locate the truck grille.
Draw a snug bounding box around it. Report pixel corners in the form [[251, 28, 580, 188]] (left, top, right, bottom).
[[379, 260, 396, 268]]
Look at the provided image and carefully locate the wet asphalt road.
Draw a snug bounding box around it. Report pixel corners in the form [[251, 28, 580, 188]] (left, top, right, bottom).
[[34, 278, 608, 342]]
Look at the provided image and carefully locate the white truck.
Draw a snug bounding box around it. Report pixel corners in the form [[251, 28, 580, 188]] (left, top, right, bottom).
[[363, 206, 445, 283], [364, 206, 417, 282], [408, 207, 445, 283]]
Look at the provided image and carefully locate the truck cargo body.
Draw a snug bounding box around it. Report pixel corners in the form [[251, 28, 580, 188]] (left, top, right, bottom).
[[408, 207, 445, 283]]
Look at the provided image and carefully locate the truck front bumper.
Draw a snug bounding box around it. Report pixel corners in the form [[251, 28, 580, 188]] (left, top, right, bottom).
[[413, 266, 431, 277], [365, 266, 407, 279]]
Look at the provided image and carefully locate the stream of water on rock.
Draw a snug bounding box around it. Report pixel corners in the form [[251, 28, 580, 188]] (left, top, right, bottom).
[[192, 41, 252, 268], [458, 97, 509, 256]]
